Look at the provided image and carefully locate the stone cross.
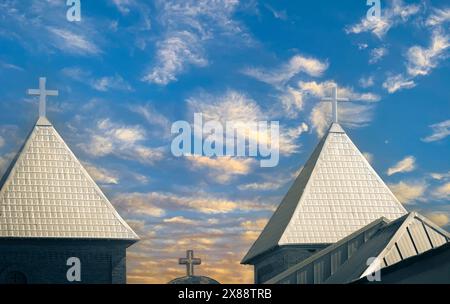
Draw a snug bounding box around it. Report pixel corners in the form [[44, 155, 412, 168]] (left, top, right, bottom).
[[179, 250, 201, 277], [321, 84, 349, 123], [27, 77, 59, 118]]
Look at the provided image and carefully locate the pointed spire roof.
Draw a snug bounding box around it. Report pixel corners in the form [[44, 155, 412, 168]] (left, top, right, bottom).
[[0, 118, 138, 241], [242, 123, 407, 263]]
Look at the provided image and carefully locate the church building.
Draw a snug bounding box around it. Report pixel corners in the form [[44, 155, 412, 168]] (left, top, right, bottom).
[[0, 78, 139, 284], [242, 85, 450, 284]]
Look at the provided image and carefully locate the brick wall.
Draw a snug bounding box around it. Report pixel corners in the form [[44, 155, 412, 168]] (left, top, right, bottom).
[[0, 239, 132, 284]]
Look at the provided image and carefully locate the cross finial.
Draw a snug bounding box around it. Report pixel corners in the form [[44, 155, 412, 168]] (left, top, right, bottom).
[[321, 84, 349, 124], [179, 250, 201, 277], [27, 77, 59, 118]]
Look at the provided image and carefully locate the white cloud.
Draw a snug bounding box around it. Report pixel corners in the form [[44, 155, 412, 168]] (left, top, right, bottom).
[[242, 55, 328, 119], [188, 156, 255, 184], [388, 181, 426, 204], [143, 31, 208, 85], [187, 90, 307, 155], [48, 28, 101, 55], [425, 7, 450, 27], [62, 67, 132, 92], [425, 212, 449, 227], [382, 74, 416, 93], [163, 216, 196, 225], [430, 171, 450, 181], [131, 104, 171, 129], [242, 55, 328, 86], [0, 1, 102, 56], [383, 31, 449, 94], [422, 119, 450, 142], [406, 31, 449, 77], [264, 4, 287, 20], [359, 76, 375, 88], [0, 61, 23, 71], [114, 193, 166, 217], [112, 0, 134, 15], [358, 43, 368, 50], [346, 0, 420, 38], [369, 47, 388, 64], [143, 0, 244, 85], [114, 191, 274, 215], [83, 162, 119, 185], [433, 182, 450, 200], [278, 87, 304, 118], [387, 156, 416, 176], [79, 119, 164, 165], [91, 75, 133, 92], [298, 81, 380, 102]]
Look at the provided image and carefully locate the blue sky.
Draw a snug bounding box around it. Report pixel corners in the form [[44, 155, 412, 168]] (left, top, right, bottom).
[[0, 0, 449, 283]]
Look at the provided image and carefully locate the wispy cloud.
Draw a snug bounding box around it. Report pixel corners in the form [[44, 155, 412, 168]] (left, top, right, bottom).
[[388, 181, 426, 204], [48, 28, 101, 55], [425, 212, 449, 227], [382, 74, 416, 93], [83, 162, 120, 185], [383, 30, 449, 94], [264, 4, 287, 21], [91, 75, 133, 92], [187, 90, 308, 155], [422, 119, 450, 142], [369, 47, 388, 64], [62, 67, 133, 92], [425, 7, 450, 27], [114, 191, 274, 215], [345, 0, 420, 38], [406, 30, 449, 77], [143, 31, 208, 85], [387, 156, 416, 176], [242, 55, 328, 87], [188, 156, 255, 184], [0, 60, 23, 71], [143, 0, 246, 85], [78, 119, 164, 166], [0, 1, 104, 56], [359, 76, 375, 88], [432, 182, 450, 200]]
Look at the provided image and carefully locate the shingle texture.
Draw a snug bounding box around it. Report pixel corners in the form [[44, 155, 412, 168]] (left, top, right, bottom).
[[242, 123, 406, 263], [0, 118, 138, 240]]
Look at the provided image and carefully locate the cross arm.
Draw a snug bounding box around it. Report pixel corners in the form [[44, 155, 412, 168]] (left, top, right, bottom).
[[27, 89, 41, 95], [46, 90, 59, 96]]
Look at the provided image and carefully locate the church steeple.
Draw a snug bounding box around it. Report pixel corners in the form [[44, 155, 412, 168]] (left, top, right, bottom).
[[0, 77, 138, 240], [242, 122, 406, 272]]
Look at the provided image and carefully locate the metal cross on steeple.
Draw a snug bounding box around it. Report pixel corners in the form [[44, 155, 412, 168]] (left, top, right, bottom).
[[27, 77, 59, 118], [321, 84, 349, 124], [179, 250, 201, 277]]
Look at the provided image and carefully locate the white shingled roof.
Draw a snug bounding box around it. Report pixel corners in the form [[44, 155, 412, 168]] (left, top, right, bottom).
[[0, 117, 138, 240], [242, 123, 407, 263]]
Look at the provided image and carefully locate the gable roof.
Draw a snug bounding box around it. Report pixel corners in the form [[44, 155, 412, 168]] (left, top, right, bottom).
[[242, 123, 406, 264], [0, 118, 138, 241], [265, 212, 450, 284], [265, 216, 391, 284], [326, 212, 449, 283]]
